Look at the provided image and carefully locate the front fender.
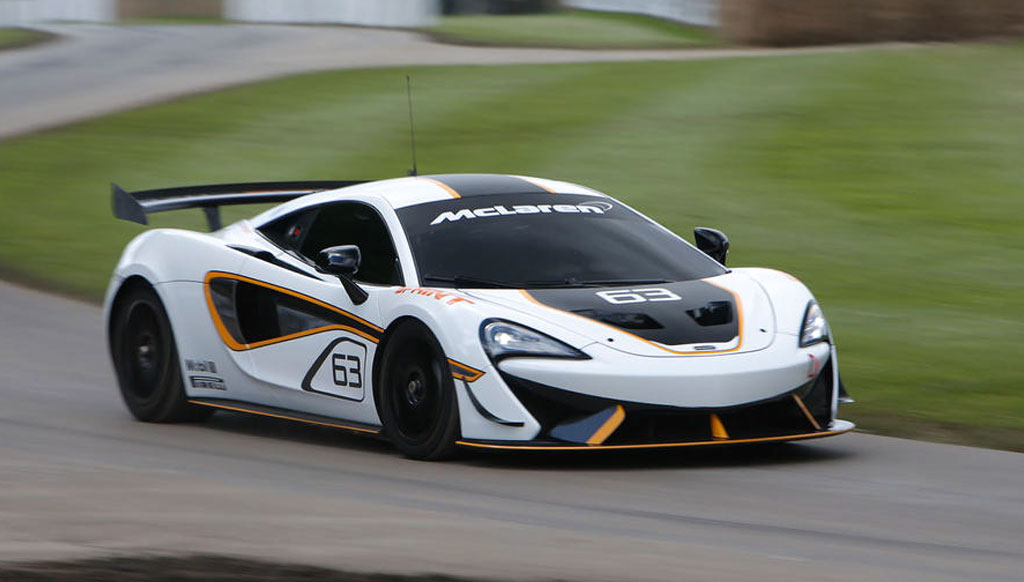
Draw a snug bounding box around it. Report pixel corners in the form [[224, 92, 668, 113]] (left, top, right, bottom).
[[740, 267, 819, 338], [377, 287, 545, 441]]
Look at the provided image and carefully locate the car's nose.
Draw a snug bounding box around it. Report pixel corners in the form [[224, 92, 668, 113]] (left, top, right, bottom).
[[497, 339, 831, 409]]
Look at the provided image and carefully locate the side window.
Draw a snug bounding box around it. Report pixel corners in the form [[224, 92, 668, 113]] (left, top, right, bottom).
[[208, 276, 381, 347], [259, 202, 403, 286], [259, 208, 316, 252]]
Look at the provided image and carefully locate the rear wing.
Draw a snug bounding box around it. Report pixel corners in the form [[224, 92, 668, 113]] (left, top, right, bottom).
[[112, 181, 367, 231]]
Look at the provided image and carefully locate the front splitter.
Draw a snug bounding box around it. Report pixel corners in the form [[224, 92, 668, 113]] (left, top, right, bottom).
[[456, 420, 854, 451]]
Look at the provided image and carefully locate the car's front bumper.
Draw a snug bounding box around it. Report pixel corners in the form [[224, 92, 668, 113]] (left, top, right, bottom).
[[463, 339, 849, 448], [497, 339, 832, 408]]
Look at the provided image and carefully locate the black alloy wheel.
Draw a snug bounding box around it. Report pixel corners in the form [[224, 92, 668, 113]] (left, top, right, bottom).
[[379, 321, 459, 460], [110, 284, 212, 423]]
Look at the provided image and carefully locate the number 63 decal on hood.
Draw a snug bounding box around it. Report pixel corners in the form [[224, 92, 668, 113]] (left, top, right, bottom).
[[596, 288, 682, 305]]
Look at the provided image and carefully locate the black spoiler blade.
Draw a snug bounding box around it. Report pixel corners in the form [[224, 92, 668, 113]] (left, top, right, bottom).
[[111, 180, 367, 231]]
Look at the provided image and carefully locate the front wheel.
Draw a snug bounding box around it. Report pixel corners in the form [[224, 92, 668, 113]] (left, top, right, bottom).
[[378, 321, 460, 460], [110, 284, 212, 423]]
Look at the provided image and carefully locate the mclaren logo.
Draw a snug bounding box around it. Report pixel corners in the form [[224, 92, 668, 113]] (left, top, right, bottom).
[[430, 201, 612, 226]]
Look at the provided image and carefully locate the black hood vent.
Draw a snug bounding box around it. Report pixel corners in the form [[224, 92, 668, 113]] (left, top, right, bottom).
[[572, 309, 664, 330], [687, 300, 733, 327]]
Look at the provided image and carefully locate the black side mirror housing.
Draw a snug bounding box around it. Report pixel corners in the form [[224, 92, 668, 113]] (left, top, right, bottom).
[[694, 227, 729, 266], [320, 245, 361, 276], [319, 245, 368, 305]]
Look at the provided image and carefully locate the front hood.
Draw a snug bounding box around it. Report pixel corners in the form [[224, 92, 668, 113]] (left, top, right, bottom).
[[464, 272, 776, 357]]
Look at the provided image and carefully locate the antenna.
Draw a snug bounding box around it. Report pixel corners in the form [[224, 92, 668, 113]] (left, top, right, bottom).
[[406, 75, 418, 177]]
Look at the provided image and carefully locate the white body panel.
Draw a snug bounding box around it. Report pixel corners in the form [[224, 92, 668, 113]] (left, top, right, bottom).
[[499, 340, 830, 409]]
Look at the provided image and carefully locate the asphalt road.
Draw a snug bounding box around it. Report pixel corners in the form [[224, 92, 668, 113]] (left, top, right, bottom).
[[1, 282, 1022, 581], [0, 25, 1021, 582]]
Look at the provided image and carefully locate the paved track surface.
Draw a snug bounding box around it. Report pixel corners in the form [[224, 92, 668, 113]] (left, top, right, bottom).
[[1, 280, 1022, 581], [0, 24, 908, 140], [1, 25, 1021, 581]]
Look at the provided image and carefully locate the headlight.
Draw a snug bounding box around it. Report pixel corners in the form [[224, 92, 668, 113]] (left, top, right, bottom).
[[480, 320, 589, 362], [800, 301, 829, 347]]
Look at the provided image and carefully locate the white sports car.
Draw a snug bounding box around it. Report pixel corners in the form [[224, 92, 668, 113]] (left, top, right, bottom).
[[106, 174, 853, 460]]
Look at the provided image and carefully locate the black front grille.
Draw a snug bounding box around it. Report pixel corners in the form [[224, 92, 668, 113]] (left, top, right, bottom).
[[608, 410, 713, 444], [717, 393, 813, 439], [501, 357, 836, 445]]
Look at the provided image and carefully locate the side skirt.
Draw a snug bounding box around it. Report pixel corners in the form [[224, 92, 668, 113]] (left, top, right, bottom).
[[189, 398, 381, 435]]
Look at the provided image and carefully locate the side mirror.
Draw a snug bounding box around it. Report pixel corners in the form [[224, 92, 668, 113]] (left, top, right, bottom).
[[694, 227, 729, 266], [320, 245, 361, 276], [319, 245, 368, 305]]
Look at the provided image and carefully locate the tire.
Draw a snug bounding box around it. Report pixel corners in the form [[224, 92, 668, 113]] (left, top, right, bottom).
[[110, 284, 212, 423], [378, 321, 460, 460]]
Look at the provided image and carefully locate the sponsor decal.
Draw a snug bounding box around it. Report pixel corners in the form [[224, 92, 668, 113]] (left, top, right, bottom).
[[185, 359, 218, 373], [189, 375, 227, 390], [430, 201, 611, 225], [395, 287, 474, 306]]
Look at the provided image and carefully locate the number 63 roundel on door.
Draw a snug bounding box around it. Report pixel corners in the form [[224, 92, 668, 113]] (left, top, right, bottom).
[[302, 337, 368, 401]]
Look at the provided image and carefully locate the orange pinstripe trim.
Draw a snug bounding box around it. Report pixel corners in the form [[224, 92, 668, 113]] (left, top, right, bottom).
[[456, 425, 853, 451], [700, 278, 744, 354], [420, 177, 461, 199], [188, 400, 379, 434], [792, 394, 822, 431], [766, 268, 801, 282], [518, 278, 743, 356], [517, 176, 557, 193], [448, 358, 485, 383], [204, 271, 382, 351], [586, 405, 625, 445]]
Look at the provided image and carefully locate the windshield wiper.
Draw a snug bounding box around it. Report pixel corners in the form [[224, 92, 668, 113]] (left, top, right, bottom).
[[520, 279, 596, 288], [573, 278, 672, 287], [517, 278, 672, 289], [420, 274, 520, 289]]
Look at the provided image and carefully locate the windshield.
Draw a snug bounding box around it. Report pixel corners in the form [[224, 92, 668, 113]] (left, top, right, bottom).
[[397, 193, 726, 288]]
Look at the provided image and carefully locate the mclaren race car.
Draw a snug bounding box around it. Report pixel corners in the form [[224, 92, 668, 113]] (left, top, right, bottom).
[[106, 173, 853, 460]]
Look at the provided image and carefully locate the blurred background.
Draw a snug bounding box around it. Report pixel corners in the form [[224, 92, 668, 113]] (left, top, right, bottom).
[[3, 0, 1022, 41], [1, 1, 1023, 580], [1, 1, 1022, 450]]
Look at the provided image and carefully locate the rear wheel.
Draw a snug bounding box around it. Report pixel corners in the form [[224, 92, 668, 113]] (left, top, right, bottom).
[[378, 321, 460, 460], [110, 284, 212, 423]]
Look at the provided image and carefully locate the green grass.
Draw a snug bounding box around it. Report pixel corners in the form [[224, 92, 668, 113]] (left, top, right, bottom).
[[2, 44, 1023, 450], [0, 28, 52, 51], [425, 10, 714, 49]]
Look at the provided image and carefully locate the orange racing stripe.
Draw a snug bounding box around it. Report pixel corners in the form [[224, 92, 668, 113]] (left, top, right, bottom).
[[420, 177, 461, 199]]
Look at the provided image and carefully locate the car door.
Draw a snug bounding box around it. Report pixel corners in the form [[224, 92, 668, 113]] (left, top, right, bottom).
[[206, 201, 402, 426]]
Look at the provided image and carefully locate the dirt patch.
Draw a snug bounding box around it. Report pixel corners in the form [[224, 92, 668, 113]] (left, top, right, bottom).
[[118, 0, 223, 19], [0, 555, 506, 582], [720, 0, 1024, 45]]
